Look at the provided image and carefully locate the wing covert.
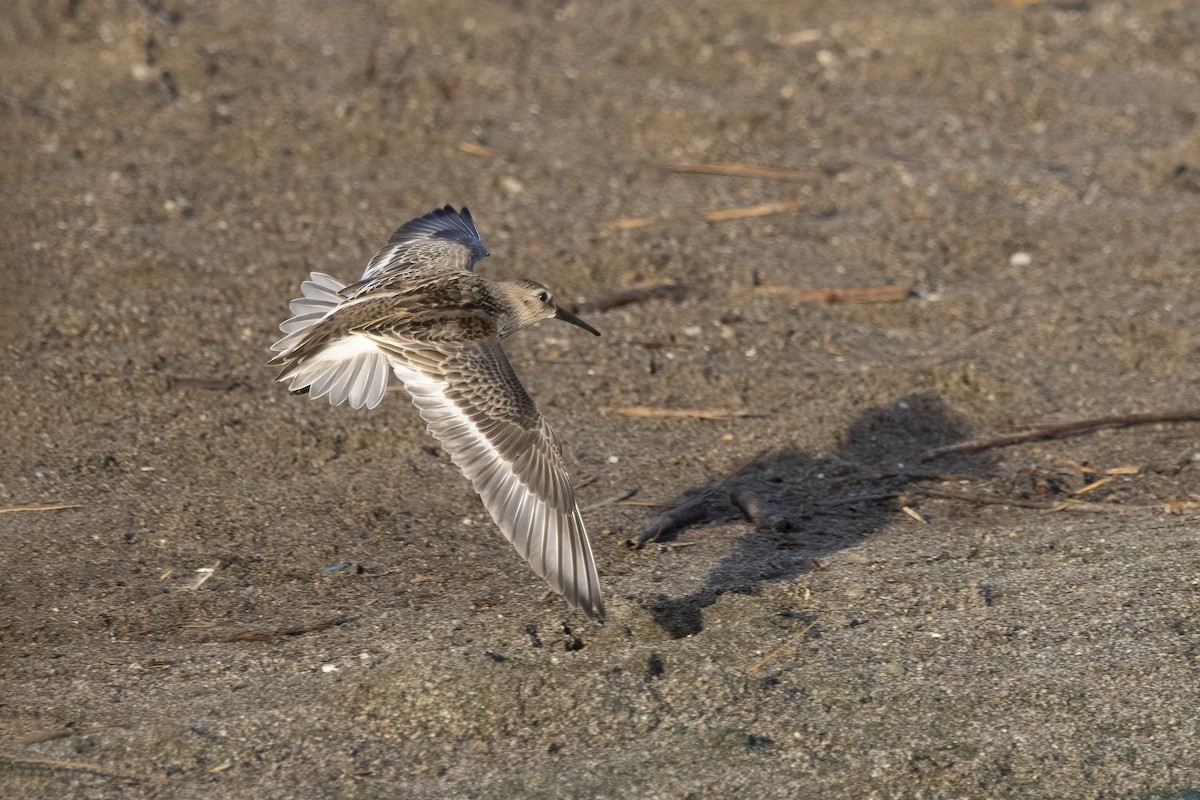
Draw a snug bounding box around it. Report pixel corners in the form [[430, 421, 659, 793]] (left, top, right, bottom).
[[353, 206, 490, 291]]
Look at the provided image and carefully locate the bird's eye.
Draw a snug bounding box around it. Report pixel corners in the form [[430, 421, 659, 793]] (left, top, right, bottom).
[[537, 291, 550, 303]]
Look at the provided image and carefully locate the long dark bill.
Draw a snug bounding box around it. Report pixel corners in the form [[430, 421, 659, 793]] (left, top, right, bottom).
[[554, 305, 601, 336]]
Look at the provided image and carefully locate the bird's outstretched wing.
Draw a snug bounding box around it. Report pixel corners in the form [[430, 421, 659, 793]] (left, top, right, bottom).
[[348, 205, 489, 294], [373, 336, 605, 621]]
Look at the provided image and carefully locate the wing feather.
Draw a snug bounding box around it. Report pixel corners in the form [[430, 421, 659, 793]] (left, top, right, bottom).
[[380, 338, 604, 620], [349, 206, 490, 293]]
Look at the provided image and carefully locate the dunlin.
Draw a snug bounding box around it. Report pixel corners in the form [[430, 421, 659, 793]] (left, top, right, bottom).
[[269, 206, 605, 620]]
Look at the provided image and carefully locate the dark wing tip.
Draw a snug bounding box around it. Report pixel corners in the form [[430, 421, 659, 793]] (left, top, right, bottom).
[[388, 205, 489, 265], [453, 206, 489, 257]]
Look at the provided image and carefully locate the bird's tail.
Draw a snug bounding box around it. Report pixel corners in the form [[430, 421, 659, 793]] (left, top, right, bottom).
[[269, 273, 392, 409]]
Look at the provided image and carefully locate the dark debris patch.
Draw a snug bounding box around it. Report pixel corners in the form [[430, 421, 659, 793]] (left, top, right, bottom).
[[524, 624, 542, 648], [646, 653, 665, 680]]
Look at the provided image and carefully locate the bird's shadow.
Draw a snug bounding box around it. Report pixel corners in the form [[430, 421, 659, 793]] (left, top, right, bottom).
[[641, 393, 993, 638]]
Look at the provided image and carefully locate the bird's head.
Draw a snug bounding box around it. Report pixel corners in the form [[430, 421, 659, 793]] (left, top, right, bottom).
[[498, 280, 601, 338]]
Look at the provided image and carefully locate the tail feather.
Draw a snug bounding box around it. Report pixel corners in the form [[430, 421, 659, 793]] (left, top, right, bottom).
[[279, 312, 327, 335], [288, 272, 346, 316], [271, 272, 392, 409]]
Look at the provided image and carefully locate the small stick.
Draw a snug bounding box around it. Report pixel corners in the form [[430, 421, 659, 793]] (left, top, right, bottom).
[[704, 201, 801, 222], [730, 489, 791, 530], [874, 470, 981, 482], [581, 487, 639, 514], [457, 141, 502, 159], [600, 406, 751, 420], [579, 283, 687, 313], [279, 615, 354, 637], [747, 620, 819, 673], [1073, 476, 1115, 495], [636, 448, 771, 547], [750, 283, 911, 304], [599, 217, 656, 230], [12, 729, 74, 746], [364, 31, 382, 82], [921, 410, 1200, 460], [729, 489, 766, 525], [166, 377, 240, 391], [916, 488, 1148, 513], [0, 504, 80, 514], [655, 161, 821, 182], [774, 29, 823, 46], [222, 630, 280, 644], [0, 751, 154, 781], [1045, 501, 1160, 514], [815, 492, 902, 508], [915, 487, 1057, 509], [218, 616, 353, 643], [634, 495, 711, 548]]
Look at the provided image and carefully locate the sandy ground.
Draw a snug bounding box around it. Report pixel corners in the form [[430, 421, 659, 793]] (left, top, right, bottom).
[[3, 0, 1200, 797]]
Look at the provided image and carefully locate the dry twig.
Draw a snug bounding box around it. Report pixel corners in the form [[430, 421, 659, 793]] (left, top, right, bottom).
[[635, 448, 771, 547], [166, 377, 240, 391], [704, 201, 801, 221], [0, 751, 155, 782], [1073, 476, 1115, 495], [217, 615, 353, 644], [747, 620, 819, 673], [730, 489, 792, 530], [11, 729, 74, 746], [921, 410, 1200, 460], [0, 504, 80, 514], [750, 283, 911, 304], [815, 491, 902, 508], [600, 406, 751, 420], [599, 217, 656, 230], [581, 487, 640, 514], [579, 282, 688, 313], [633, 495, 711, 549], [457, 141, 502, 159], [914, 487, 1062, 510], [915, 487, 1157, 513], [655, 161, 821, 182]]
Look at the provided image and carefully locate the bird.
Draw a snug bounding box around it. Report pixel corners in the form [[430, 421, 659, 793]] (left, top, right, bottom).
[[269, 205, 606, 621]]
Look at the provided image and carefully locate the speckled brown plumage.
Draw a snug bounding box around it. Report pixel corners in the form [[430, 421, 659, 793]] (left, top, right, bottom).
[[269, 206, 605, 620]]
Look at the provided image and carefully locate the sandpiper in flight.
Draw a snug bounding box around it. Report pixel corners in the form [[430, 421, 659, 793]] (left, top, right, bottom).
[[269, 206, 605, 621]]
